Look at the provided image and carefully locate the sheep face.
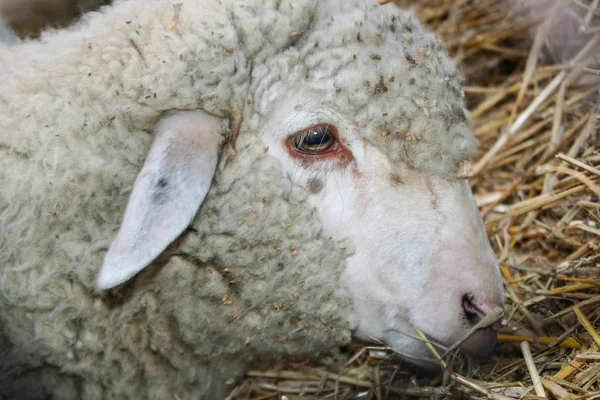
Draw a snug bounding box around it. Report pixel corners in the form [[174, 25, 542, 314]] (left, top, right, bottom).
[[243, 4, 505, 360], [256, 95, 504, 362]]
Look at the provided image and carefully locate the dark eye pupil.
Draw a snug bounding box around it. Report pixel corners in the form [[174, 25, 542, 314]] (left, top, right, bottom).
[[290, 125, 337, 155], [303, 130, 331, 146]]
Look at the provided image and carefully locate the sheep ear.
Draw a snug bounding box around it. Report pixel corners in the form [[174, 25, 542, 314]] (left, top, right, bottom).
[[96, 111, 223, 290]]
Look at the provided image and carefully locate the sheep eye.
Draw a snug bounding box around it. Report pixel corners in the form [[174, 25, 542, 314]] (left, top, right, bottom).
[[291, 125, 337, 154]]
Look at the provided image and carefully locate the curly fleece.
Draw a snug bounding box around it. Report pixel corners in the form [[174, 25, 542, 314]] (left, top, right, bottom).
[[0, 0, 475, 398]]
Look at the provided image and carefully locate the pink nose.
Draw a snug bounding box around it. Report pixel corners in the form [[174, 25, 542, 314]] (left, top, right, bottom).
[[462, 295, 500, 321], [459, 294, 503, 356]]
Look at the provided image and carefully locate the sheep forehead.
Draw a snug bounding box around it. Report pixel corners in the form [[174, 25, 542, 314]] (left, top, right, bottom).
[[249, 2, 477, 177]]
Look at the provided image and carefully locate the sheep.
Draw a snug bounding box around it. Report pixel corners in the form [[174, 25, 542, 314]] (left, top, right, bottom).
[[0, 0, 505, 398]]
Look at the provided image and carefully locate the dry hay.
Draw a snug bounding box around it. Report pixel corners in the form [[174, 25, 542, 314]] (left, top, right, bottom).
[[233, 0, 600, 399]]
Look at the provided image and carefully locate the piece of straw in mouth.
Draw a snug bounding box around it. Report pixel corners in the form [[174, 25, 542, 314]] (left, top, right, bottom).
[[441, 307, 504, 358], [417, 329, 515, 400]]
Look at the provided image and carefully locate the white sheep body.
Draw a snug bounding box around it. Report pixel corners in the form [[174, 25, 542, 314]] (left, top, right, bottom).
[[0, 1, 481, 398]]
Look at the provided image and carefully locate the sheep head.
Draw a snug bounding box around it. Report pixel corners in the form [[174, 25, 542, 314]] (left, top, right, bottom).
[[98, 0, 504, 363], [249, 2, 506, 360]]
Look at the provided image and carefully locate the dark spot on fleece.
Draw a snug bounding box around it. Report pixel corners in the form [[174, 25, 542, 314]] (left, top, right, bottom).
[[396, 131, 422, 142], [425, 177, 439, 210], [307, 178, 324, 194], [444, 106, 468, 128], [372, 75, 388, 96], [390, 173, 403, 185], [405, 53, 419, 67], [452, 106, 468, 123]]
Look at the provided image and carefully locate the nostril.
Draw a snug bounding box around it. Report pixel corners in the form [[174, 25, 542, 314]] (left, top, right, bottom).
[[462, 294, 480, 324], [460, 295, 503, 355]]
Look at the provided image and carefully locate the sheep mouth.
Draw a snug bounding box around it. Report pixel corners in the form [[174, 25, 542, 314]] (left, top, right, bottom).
[[385, 320, 499, 362], [458, 324, 500, 357]]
